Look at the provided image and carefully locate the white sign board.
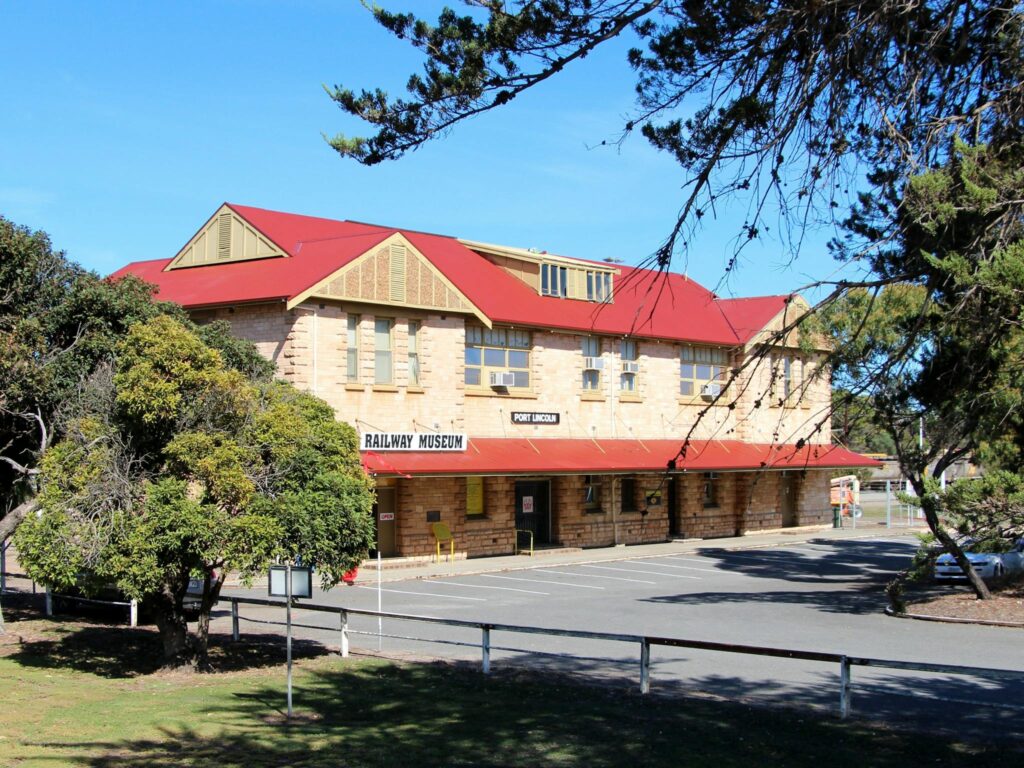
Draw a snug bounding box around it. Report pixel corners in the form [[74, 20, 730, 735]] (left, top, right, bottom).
[[379, 512, 395, 521], [522, 496, 534, 514], [360, 432, 467, 452]]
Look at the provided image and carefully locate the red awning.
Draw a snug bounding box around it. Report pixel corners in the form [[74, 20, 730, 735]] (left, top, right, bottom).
[[361, 438, 879, 477]]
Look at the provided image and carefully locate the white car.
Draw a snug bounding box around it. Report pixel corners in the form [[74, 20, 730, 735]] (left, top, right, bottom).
[[934, 538, 1024, 581]]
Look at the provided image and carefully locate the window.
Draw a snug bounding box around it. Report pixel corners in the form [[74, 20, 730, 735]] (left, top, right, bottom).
[[586, 270, 612, 302], [464, 326, 531, 389], [680, 345, 728, 397], [703, 472, 719, 508], [620, 478, 637, 512], [620, 339, 638, 393], [540, 261, 615, 302], [583, 475, 602, 510], [346, 314, 361, 382], [466, 476, 485, 517], [541, 263, 568, 297], [374, 318, 393, 384], [771, 353, 802, 404], [408, 320, 421, 386], [581, 336, 601, 390]]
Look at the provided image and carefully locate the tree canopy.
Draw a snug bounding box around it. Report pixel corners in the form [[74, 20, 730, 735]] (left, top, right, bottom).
[[329, 1, 1023, 270], [814, 142, 1024, 597], [15, 316, 375, 665]]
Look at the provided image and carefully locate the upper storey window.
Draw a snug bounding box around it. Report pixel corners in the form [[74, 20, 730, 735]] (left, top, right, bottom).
[[680, 345, 729, 398], [465, 326, 531, 390], [541, 263, 568, 297], [540, 261, 614, 303]]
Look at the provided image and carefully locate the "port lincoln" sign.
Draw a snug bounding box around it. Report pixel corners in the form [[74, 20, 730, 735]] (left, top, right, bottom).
[[360, 432, 467, 452]]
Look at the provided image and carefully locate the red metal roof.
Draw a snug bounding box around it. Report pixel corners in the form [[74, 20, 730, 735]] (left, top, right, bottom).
[[361, 438, 879, 477], [111, 204, 792, 345]]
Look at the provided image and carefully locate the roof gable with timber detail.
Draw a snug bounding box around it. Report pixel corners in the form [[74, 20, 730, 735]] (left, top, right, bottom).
[[166, 204, 288, 270], [287, 232, 489, 325]]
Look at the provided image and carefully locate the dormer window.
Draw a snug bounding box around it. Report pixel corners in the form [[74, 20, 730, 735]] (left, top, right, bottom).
[[541, 263, 568, 297], [539, 261, 614, 303]]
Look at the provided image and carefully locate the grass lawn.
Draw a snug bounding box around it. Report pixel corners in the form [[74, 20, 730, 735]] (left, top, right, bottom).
[[0, 606, 1009, 768]]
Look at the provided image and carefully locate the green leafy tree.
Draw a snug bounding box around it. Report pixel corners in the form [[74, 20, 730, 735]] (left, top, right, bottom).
[[0, 216, 172, 542], [816, 142, 1024, 599], [15, 317, 375, 665]]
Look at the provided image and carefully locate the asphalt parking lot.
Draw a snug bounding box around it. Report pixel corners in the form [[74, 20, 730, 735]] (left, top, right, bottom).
[[218, 534, 1024, 740]]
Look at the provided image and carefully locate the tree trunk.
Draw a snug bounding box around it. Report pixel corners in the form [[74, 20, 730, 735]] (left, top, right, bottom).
[[0, 498, 39, 543], [151, 588, 192, 667], [193, 570, 225, 670], [913, 477, 992, 599]]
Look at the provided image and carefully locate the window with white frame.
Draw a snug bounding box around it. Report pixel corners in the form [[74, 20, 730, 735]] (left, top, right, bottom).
[[346, 314, 361, 382], [541, 263, 568, 297], [407, 320, 421, 386], [464, 326, 531, 389], [581, 336, 601, 391], [374, 318, 393, 384], [620, 339, 638, 393], [679, 345, 728, 397], [586, 270, 612, 302]]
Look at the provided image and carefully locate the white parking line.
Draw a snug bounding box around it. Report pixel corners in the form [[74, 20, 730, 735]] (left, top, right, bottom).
[[541, 568, 656, 585], [580, 564, 701, 580], [424, 580, 549, 596], [480, 574, 605, 590], [636, 560, 727, 575], [355, 585, 485, 602]]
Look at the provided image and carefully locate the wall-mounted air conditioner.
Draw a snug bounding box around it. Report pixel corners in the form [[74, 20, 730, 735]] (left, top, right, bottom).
[[622, 361, 640, 374], [700, 382, 722, 399], [583, 356, 604, 371], [489, 372, 516, 388]]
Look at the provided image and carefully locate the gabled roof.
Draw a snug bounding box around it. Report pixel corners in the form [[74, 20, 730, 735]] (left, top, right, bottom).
[[111, 203, 794, 345]]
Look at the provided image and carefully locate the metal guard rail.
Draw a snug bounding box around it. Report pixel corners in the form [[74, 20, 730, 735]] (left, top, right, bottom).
[[226, 595, 1024, 720]]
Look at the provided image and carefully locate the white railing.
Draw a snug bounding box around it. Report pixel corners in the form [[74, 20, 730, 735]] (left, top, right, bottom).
[[226, 596, 1024, 720]]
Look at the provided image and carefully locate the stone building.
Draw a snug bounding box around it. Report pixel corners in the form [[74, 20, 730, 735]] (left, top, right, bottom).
[[114, 203, 873, 560]]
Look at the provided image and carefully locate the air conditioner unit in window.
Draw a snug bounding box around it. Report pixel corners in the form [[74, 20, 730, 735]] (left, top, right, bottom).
[[622, 361, 640, 374], [583, 356, 604, 371], [489, 372, 516, 388], [700, 382, 722, 399]]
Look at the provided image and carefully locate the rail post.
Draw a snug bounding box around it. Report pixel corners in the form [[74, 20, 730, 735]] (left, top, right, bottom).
[[839, 656, 852, 718], [129, 599, 138, 628], [340, 610, 349, 658], [640, 639, 651, 694], [482, 625, 491, 675], [231, 600, 240, 641]]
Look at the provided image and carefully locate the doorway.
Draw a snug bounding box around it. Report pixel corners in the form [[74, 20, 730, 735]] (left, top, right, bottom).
[[374, 487, 397, 557], [780, 473, 798, 527], [515, 480, 552, 545]]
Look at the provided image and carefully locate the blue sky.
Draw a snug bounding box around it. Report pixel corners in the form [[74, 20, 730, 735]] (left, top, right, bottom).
[[2, 1, 858, 300]]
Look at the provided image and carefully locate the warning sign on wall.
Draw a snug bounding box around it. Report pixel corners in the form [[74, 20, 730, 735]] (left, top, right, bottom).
[[522, 496, 534, 514]]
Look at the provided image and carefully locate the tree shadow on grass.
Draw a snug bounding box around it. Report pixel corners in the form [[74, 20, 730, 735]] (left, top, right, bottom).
[[7, 621, 331, 678], [22, 660, 1012, 768]]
